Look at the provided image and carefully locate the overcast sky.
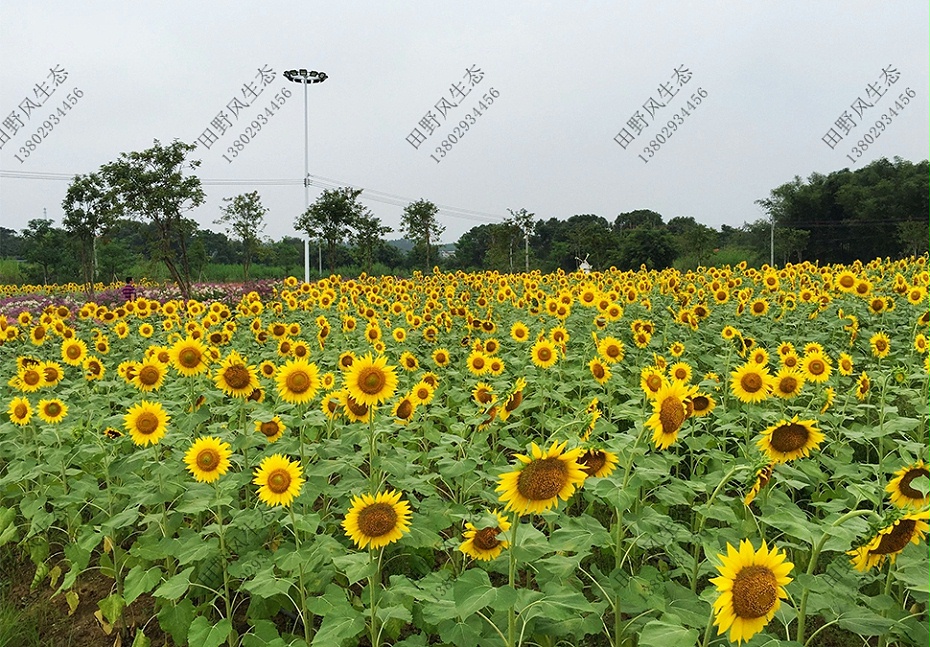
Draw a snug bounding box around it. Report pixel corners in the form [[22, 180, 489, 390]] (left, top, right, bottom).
[[1, 2, 927, 247]]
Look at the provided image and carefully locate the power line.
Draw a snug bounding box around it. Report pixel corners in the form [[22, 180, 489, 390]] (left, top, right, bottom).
[[0, 168, 504, 224]]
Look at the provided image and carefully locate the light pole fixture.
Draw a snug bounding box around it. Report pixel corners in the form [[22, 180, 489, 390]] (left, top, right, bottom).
[[284, 68, 328, 283]]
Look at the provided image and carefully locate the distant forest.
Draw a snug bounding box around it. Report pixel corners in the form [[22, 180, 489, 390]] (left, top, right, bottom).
[[0, 156, 926, 286]]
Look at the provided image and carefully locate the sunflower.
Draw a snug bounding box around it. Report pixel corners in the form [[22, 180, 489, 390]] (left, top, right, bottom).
[[37, 398, 67, 424], [472, 382, 496, 407], [252, 454, 304, 507], [343, 394, 372, 424], [743, 463, 775, 506], [588, 357, 611, 385], [771, 368, 805, 400], [431, 348, 451, 367], [530, 339, 558, 369], [710, 539, 793, 644], [409, 381, 435, 406], [597, 336, 625, 364], [640, 366, 667, 399], [344, 353, 398, 407], [61, 338, 88, 366], [885, 462, 930, 509], [848, 511, 930, 572], [103, 427, 123, 439], [342, 490, 412, 550], [837, 352, 854, 376], [869, 331, 891, 358], [321, 390, 345, 420], [7, 397, 32, 425], [855, 371, 871, 401], [497, 377, 527, 422], [669, 361, 692, 384], [168, 337, 207, 377], [184, 436, 232, 483], [255, 416, 286, 442], [466, 350, 491, 376], [578, 448, 619, 478], [132, 358, 168, 392], [688, 392, 715, 417], [399, 351, 420, 372], [646, 381, 697, 450], [214, 350, 260, 398], [757, 416, 824, 464], [275, 359, 321, 405], [801, 352, 832, 383], [392, 395, 417, 424], [495, 441, 587, 515], [730, 363, 773, 404], [123, 400, 169, 446], [460, 509, 511, 561]]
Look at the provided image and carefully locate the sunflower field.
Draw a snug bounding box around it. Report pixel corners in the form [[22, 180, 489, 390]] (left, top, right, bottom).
[[0, 257, 928, 647]]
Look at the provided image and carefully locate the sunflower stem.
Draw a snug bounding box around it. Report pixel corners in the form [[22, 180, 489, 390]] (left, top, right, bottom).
[[613, 506, 623, 647], [216, 485, 235, 647], [507, 513, 520, 647], [368, 547, 384, 647], [369, 413, 380, 493], [877, 561, 896, 647], [796, 508, 875, 643], [289, 505, 314, 646], [700, 603, 715, 647]]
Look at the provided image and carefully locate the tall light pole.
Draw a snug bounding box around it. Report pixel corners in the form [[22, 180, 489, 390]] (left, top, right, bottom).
[[284, 68, 327, 283]]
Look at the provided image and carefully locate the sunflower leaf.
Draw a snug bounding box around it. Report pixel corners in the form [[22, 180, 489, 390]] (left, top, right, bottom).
[[638, 619, 698, 647], [188, 616, 233, 647], [452, 568, 496, 618]]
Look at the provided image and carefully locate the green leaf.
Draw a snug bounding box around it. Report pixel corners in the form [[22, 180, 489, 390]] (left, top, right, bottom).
[[331, 552, 375, 584], [311, 606, 365, 646], [638, 619, 698, 647], [242, 565, 295, 599], [157, 598, 195, 645], [97, 592, 126, 626], [188, 616, 233, 647], [0, 507, 18, 546], [153, 566, 195, 601], [835, 610, 896, 636], [123, 566, 163, 605], [453, 568, 496, 619], [437, 616, 483, 647], [131, 628, 152, 647]]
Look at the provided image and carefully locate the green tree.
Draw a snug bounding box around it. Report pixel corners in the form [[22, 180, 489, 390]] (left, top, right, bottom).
[[617, 228, 677, 270], [352, 212, 392, 275], [400, 199, 445, 270], [216, 191, 267, 279], [100, 139, 205, 299], [296, 187, 367, 274], [21, 219, 73, 285], [62, 171, 117, 296]]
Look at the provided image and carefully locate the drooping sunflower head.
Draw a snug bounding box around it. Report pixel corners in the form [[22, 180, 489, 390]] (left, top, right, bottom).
[[253, 454, 304, 507], [344, 353, 398, 406], [184, 436, 232, 483], [459, 509, 511, 561], [578, 448, 619, 478], [710, 539, 793, 645], [392, 395, 417, 425], [123, 400, 169, 446], [757, 416, 824, 464], [495, 441, 587, 516], [342, 489, 412, 550], [848, 511, 930, 572], [885, 462, 930, 509]]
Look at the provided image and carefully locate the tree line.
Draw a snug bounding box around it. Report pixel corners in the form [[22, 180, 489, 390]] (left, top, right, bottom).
[[1, 141, 926, 292]]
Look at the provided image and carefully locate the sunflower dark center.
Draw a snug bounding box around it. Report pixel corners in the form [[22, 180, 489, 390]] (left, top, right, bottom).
[[691, 395, 709, 411], [259, 421, 280, 437], [592, 363, 606, 379], [784, 356, 798, 368], [23, 370, 41, 386], [272, 325, 285, 336], [473, 527, 502, 551], [779, 377, 798, 394], [659, 397, 686, 435], [13, 403, 28, 418], [606, 345, 620, 358], [809, 360, 825, 375], [898, 469, 930, 499], [326, 398, 340, 414], [538, 348, 552, 361], [874, 519, 917, 555], [674, 368, 687, 380], [138, 366, 160, 386], [197, 448, 219, 470], [770, 423, 809, 453], [247, 388, 263, 402], [43, 367, 60, 382], [267, 469, 292, 494], [472, 357, 486, 370], [732, 565, 778, 619], [517, 457, 568, 501], [505, 391, 523, 412], [136, 412, 159, 434], [286, 370, 311, 393], [741, 372, 763, 393], [224, 365, 252, 390], [875, 340, 887, 351], [646, 375, 662, 391], [66, 345, 81, 359], [580, 450, 607, 477], [346, 397, 369, 417], [839, 275, 855, 288], [358, 367, 386, 394], [295, 346, 308, 357], [358, 502, 397, 538], [279, 341, 291, 353], [179, 348, 200, 367], [416, 387, 430, 400], [396, 399, 413, 419]]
